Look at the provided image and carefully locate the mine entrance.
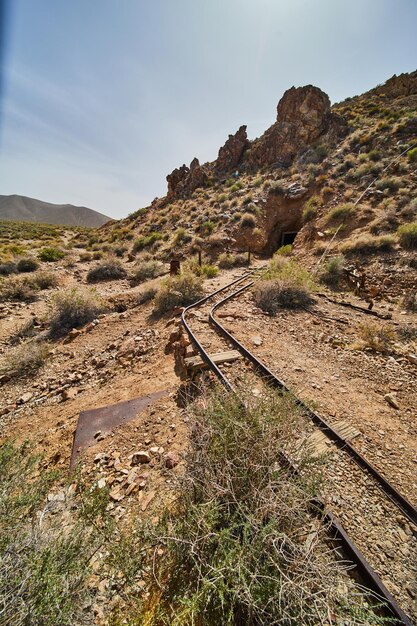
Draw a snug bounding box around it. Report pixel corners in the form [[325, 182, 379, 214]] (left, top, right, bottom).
[[281, 231, 298, 246]]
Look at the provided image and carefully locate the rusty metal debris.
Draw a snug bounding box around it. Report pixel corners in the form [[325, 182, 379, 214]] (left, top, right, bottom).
[[70, 390, 168, 467]]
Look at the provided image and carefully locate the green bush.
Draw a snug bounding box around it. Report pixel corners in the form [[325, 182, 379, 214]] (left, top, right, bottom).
[[16, 258, 39, 273], [130, 260, 163, 285], [326, 203, 355, 222], [153, 272, 204, 314], [302, 196, 320, 222], [38, 247, 65, 262], [407, 147, 417, 162], [319, 255, 345, 287], [199, 220, 216, 236], [397, 222, 417, 250], [48, 288, 105, 336], [132, 232, 162, 253], [276, 244, 292, 256], [375, 177, 402, 192], [86, 259, 127, 283]]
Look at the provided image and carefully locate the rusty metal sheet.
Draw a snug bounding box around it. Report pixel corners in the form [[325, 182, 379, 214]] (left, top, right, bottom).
[[70, 390, 168, 467]]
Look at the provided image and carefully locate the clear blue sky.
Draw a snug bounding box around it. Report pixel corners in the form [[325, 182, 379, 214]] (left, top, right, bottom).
[[0, 0, 416, 219]]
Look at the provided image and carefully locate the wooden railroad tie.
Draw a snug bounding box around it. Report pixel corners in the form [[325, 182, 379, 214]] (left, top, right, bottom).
[[184, 350, 242, 372]]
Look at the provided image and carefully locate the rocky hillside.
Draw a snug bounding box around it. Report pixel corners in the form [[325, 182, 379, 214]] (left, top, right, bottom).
[[0, 195, 111, 228], [96, 70, 416, 301]]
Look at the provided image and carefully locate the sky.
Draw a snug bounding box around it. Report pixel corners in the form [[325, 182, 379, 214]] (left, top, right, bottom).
[[0, 0, 416, 219]]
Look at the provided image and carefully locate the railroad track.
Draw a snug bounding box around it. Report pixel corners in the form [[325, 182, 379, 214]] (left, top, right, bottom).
[[181, 271, 417, 626]]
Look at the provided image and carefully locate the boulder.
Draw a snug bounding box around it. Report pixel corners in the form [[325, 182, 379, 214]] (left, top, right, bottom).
[[249, 85, 333, 167]]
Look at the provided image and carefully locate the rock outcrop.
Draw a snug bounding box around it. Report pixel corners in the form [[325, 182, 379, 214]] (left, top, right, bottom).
[[215, 125, 249, 171], [371, 71, 417, 98], [166, 158, 208, 198], [249, 85, 334, 168]]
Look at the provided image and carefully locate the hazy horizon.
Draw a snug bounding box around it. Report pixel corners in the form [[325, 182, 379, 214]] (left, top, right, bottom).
[[0, 0, 416, 219]]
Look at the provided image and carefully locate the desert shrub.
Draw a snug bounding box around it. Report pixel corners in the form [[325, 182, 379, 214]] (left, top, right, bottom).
[[253, 279, 313, 313], [130, 260, 163, 285], [367, 149, 381, 162], [0, 341, 50, 378], [33, 271, 59, 290], [113, 245, 127, 257], [356, 322, 395, 353], [275, 244, 292, 256], [86, 259, 127, 283], [16, 258, 39, 273], [326, 203, 355, 222], [38, 247, 65, 262], [375, 177, 402, 192], [0, 442, 117, 626], [397, 222, 417, 250], [173, 228, 192, 245], [340, 234, 395, 255], [243, 202, 260, 215], [401, 290, 417, 312], [79, 252, 92, 262], [199, 220, 216, 236], [141, 386, 385, 626], [48, 288, 105, 336], [0, 262, 17, 276], [187, 261, 218, 278], [218, 253, 249, 268], [240, 212, 256, 228], [302, 196, 320, 222], [0, 276, 38, 302], [267, 256, 316, 289], [319, 255, 345, 287], [137, 286, 157, 305], [132, 232, 162, 253], [269, 180, 285, 195], [153, 272, 204, 314], [407, 147, 417, 162]]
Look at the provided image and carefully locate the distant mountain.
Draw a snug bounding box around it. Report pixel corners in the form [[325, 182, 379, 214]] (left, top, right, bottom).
[[0, 195, 111, 228]]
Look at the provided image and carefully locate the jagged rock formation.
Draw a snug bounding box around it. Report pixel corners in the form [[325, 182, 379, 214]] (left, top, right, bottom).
[[215, 125, 249, 171], [165, 84, 348, 197], [371, 70, 417, 98], [249, 86, 336, 167], [166, 158, 209, 198]]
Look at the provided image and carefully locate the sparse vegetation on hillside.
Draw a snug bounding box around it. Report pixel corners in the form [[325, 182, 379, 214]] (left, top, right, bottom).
[[48, 288, 105, 336]]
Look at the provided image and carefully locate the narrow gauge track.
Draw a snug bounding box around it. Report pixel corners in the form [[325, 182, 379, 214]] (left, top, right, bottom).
[[181, 272, 416, 626]]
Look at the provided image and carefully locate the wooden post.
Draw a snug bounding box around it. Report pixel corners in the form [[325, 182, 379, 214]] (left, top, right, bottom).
[[198, 249, 202, 267], [248, 248, 251, 265]]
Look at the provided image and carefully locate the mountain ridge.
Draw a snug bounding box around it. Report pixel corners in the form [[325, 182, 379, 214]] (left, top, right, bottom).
[[0, 194, 111, 228]]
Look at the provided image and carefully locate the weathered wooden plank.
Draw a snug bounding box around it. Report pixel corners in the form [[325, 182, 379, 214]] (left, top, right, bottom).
[[185, 350, 242, 371]]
